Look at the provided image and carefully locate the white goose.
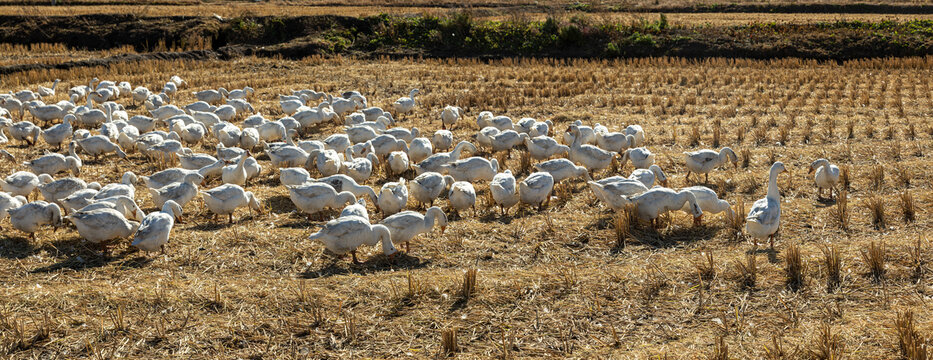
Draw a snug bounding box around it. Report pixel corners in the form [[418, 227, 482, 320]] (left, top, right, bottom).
[[533, 158, 590, 183], [562, 121, 596, 145], [340, 198, 369, 220], [200, 184, 262, 223], [447, 181, 476, 217], [5, 121, 41, 146], [39, 176, 100, 204], [684, 147, 737, 183], [490, 170, 519, 215], [809, 158, 840, 200], [519, 172, 555, 209], [588, 179, 648, 211], [0, 192, 27, 229], [432, 130, 453, 152], [22, 147, 82, 176], [61, 188, 100, 213], [408, 137, 433, 163], [567, 125, 617, 173], [439, 105, 462, 129], [95, 171, 138, 199], [629, 164, 668, 188], [308, 149, 342, 177], [280, 167, 312, 186], [476, 126, 500, 150], [287, 183, 356, 220], [440, 157, 498, 183], [381, 206, 448, 253], [524, 135, 570, 160], [488, 130, 529, 154], [413, 141, 476, 174], [378, 178, 409, 215], [37, 79, 60, 98], [392, 89, 419, 115], [41, 114, 74, 149], [387, 151, 410, 176], [620, 147, 656, 170], [131, 200, 183, 254], [139, 169, 204, 190], [596, 131, 636, 153], [148, 176, 200, 209], [410, 172, 454, 209], [79, 195, 145, 221], [66, 208, 140, 244], [221, 154, 249, 186], [341, 149, 379, 183], [625, 125, 646, 147], [746, 162, 786, 248], [8, 201, 62, 239], [629, 188, 703, 228], [678, 186, 733, 224], [1, 171, 40, 198], [308, 217, 397, 263], [75, 135, 127, 160], [314, 175, 378, 203]]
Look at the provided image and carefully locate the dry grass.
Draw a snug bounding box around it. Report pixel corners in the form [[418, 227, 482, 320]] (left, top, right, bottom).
[[832, 190, 850, 231], [894, 309, 928, 360], [707, 336, 730, 360], [0, 55, 930, 358], [734, 254, 758, 290], [809, 324, 845, 360], [861, 241, 886, 283], [820, 244, 842, 293], [900, 190, 917, 223], [784, 243, 806, 291], [866, 193, 886, 229], [441, 327, 459, 356]]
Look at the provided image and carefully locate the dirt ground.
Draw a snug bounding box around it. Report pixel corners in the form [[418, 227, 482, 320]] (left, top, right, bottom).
[[0, 56, 930, 358]]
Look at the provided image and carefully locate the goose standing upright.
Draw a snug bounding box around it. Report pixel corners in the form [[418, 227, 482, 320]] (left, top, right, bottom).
[[490, 170, 519, 215], [287, 183, 357, 220], [684, 147, 738, 183], [409, 172, 453, 209], [809, 158, 840, 200], [392, 89, 419, 116], [519, 172, 555, 209], [439, 105, 462, 129], [132, 200, 183, 254], [308, 217, 398, 263], [746, 162, 786, 248], [37, 79, 60, 98], [566, 125, 617, 173], [380, 206, 448, 252]]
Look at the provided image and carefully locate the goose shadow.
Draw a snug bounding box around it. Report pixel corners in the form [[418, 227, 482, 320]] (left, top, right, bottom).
[[814, 197, 837, 208], [0, 235, 38, 259], [623, 224, 720, 249], [299, 252, 429, 279], [747, 246, 780, 263], [31, 237, 153, 273]]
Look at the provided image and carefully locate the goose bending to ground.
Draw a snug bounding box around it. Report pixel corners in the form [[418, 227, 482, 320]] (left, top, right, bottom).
[[76, 135, 127, 160], [746, 162, 786, 248], [66, 208, 140, 245], [625, 125, 646, 147], [309, 217, 397, 263], [596, 131, 636, 153], [79, 195, 145, 221], [567, 125, 616, 173], [408, 137, 433, 164], [524, 135, 569, 160], [678, 186, 733, 225], [308, 149, 341, 177], [8, 201, 61, 239], [490, 170, 519, 215], [392, 89, 419, 116], [519, 172, 554, 209], [200, 184, 262, 223], [149, 176, 200, 209], [287, 183, 356, 220], [380, 206, 447, 253], [4, 121, 41, 146], [280, 167, 312, 186], [620, 147, 656, 170], [179, 152, 218, 170], [488, 130, 529, 154], [132, 200, 182, 254], [476, 126, 500, 150], [410, 172, 454, 209], [39, 176, 99, 205], [533, 158, 590, 184], [439, 105, 462, 129], [448, 181, 476, 218], [630, 164, 668, 188], [0, 192, 27, 229], [139, 169, 204, 190], [588, 179, 648, 211], [341, 150, 379, 183], [193, 89, 225, 104], [95, 171, 138, 199], [340, 198, 369, 220], [61, 188, 100, 213], [378, 178, 409, 215], [413, 141, 476, 174], [684, 147, 737, 183], [314, 174, 378, 203], [1, 171, 40, 198], [440, 157, 498, 183], [629, 188, 703, 228], [809, 158, 840, 200], [23, 153, 81, 179]]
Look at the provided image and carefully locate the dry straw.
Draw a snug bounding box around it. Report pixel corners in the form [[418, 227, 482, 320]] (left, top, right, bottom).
[[819, 244, 842, 292], [894, 309, 928, 360], [784, 243, 806, 291], [860, 241, 886, 283]]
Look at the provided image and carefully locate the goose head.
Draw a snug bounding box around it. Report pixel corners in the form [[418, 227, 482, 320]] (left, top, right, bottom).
[[649, 165, 668, 187], [246, 191, 263, 215], [373, 224, 398, 257], [335, 191, 357, 208], [122, 171, 138, 185], [721, 147, 738, 168], [162, 200, 183, 221], [48, 203, 63, 228], [808, 158, 829, 174]]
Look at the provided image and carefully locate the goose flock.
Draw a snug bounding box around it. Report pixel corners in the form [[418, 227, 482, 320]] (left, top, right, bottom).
[[0, 76, 841, 262]]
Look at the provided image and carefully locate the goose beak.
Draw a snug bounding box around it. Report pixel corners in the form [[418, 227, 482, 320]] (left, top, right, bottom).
[[440, 226, 446, 234], [807, 167, 814, 174]]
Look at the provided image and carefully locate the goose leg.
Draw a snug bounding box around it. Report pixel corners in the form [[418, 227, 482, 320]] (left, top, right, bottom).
[[769, 234, 775, 249], [229, 213, 234, 224], [705, 173, 709, 183], [685, 171, 692, 184], [405, 241, 410, 253], [351, 250, 361, 264]]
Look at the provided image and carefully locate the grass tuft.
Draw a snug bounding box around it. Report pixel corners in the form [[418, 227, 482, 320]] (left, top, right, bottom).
[[900, 190, 916, 223], [696, 251, 715, 282], [460, 268, 477, 301], [734, 254, 757, 290], [809, 324, 845, 360], [441, 327, 459, 356], [866, 193, 886, 229], [784, 243, 806, 291], [819, 244, 842, 293], [894, 309, 928, 360], [860, 241, 886, 283], [707, 336, 730, 360]]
